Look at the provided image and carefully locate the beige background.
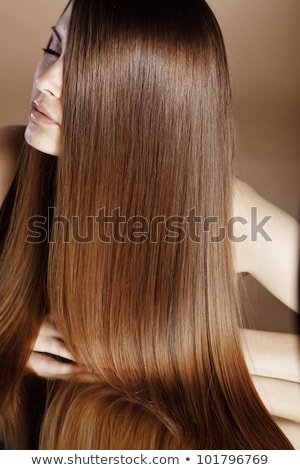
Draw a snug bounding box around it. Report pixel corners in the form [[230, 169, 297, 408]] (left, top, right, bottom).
[[0, 1, 299, 333]]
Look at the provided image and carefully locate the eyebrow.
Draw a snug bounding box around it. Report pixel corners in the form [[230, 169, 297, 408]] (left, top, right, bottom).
[[51, 26, 62, 42]]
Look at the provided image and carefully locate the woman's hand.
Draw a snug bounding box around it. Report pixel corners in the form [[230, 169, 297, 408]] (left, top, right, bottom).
[[241, 328, 300, 448], [26, 317, 99, 382]]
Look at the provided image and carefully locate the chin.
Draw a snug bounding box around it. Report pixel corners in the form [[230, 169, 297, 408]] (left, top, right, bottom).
[[24, 122, 61, 157]]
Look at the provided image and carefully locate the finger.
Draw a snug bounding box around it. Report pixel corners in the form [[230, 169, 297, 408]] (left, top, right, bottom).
[[38, 318, 64, 340], [251, 375, 300, 423], [74, 372, 104, 384], [27, 352, 84, 380], [33, 335, 75, 362]]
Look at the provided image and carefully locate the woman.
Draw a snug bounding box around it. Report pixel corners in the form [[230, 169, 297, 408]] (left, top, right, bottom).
[[0, 0, 299, 449]]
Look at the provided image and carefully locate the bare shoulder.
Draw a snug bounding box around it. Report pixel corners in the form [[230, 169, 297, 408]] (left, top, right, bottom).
[[0, 125, 25, 208]]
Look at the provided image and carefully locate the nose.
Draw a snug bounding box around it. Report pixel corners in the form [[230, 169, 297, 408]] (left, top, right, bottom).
[[35, 57, 63, 98]]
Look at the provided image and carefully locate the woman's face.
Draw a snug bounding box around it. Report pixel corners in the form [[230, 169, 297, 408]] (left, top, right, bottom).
[[24, 3, 72, 157]]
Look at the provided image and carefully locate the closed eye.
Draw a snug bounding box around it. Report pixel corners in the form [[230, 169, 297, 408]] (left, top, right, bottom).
[[42, 47, 61, 58], [42, 25, 62, 58]]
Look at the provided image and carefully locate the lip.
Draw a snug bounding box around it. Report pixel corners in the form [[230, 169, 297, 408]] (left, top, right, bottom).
[[30, 100, 59, 126]]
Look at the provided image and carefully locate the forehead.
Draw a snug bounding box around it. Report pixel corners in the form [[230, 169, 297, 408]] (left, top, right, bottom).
[[55, 2, 72, 37]]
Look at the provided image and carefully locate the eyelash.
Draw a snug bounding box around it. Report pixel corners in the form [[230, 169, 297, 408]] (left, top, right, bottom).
[[42, 47, 60, 58]]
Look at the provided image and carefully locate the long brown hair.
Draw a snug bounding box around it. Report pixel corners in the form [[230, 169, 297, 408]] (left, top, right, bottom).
[[0, 0, 293, 449]]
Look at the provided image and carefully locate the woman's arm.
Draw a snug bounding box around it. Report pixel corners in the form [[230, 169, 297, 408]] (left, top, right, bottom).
[[232, 180, 300, 444], [232, 176, 299, 312]]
